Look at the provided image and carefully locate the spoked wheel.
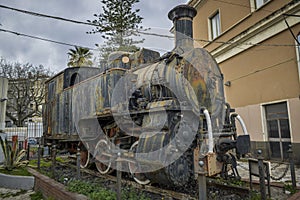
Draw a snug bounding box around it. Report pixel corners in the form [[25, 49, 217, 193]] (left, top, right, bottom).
[[94, 139, 113, 174], [79, 142, 90, 168], [128, 141, 151, 185]]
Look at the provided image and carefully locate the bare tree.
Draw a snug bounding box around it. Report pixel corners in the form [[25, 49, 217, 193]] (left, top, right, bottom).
[[0, 58, 52, 127]]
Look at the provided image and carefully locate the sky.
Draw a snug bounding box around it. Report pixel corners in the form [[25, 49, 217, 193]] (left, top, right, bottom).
[[0, 0, 188, 72]]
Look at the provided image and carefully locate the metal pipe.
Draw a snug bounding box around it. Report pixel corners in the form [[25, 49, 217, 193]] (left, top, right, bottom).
[[203, 109, 213, 153], [236, 115, 248, 135]]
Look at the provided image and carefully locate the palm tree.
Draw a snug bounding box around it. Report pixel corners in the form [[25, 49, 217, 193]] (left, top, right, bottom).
[[67, 46, 93, 67]]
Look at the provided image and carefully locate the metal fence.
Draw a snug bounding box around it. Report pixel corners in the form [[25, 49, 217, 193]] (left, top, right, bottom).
[[5, 121, 43, 141]]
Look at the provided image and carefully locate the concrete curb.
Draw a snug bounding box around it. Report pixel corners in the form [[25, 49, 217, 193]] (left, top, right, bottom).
[[0, 171, 35, 190]]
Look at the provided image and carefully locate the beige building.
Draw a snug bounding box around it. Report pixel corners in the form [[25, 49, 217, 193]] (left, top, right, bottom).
[[188, 0, 300, 163]]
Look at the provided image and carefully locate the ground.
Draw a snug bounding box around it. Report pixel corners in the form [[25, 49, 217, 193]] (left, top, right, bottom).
[[0, 188, 35, 200], [0, 160, 299, 199]]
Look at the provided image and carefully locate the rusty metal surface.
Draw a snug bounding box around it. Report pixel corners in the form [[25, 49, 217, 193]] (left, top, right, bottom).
[[44, 67, 101, 139], [63, 67, 102, 89], [130, 48, 160, 69]]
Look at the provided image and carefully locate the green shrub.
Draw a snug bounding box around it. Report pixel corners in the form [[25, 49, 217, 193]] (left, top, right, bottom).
[[0, 137, 28, 171]]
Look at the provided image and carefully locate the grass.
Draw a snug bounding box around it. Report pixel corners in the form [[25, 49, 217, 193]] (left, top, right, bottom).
[[67, 179, 150, 200], [0, 167, 32, 176], [28, 157, 151, 200], [28, 158, 52, 168]]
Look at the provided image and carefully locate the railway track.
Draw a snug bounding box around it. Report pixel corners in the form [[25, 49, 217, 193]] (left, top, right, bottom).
[[57, 161, 196, 199], [54, 157, 250, 200]]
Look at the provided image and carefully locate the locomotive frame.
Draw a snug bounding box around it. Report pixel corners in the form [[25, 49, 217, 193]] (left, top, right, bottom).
[[43, 5, 251, 187]]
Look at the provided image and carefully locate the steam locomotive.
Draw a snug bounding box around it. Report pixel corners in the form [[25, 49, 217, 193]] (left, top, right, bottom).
[[43, 5, 250, 187]]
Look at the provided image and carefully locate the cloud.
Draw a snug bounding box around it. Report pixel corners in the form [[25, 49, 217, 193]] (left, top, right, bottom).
[[0, 0, 187, 72]]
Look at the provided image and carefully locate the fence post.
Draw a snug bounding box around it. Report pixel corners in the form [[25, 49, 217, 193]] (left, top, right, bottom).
[[37, 144, 41, 170], [116, 152, 122, 200], [288, 145, 296, 189], [27, 143, 30, 160], [198, 160, 207, 200], [257, 150, 266, 200], [76, 147, 81, 179], [52, 145, 56, 176]]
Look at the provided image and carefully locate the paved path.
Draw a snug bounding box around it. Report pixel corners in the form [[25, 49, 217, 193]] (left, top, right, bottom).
[[0, 188, 34, 200], [237, 160, 300, 187]]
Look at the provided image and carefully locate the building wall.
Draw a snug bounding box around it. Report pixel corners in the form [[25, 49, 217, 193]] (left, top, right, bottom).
[[221, 26, 300, 107], [192, 0, 251, 46], [235, 98, 300, 162], [189, 0, 300, 162], [192, 0, 295, 51]]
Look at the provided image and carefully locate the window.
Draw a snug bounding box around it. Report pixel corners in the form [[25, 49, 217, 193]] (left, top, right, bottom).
[[210, 11, 221, 40], [70, 73, 80, 87], [47, 81, 55, 101], [265, 102, 291, 160], [255, 0, 269, 9]]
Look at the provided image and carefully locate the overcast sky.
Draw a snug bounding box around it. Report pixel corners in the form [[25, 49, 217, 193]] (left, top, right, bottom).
[[0, 0, 188, 72]]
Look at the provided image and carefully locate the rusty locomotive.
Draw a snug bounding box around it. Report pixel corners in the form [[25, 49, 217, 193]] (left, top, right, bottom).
[[43, 5, 250, 187]]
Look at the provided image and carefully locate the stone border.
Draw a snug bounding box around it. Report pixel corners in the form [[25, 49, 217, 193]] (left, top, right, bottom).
[[28, 168, 87, 200], [0, 171, 34, 190]]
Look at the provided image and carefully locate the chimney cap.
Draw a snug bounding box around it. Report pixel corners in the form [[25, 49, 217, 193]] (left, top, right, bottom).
[[168, 5, 197, 22]]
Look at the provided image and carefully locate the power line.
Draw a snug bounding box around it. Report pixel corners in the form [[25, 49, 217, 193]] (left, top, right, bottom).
[[284, 16, 300, 46], [212, 0, 278, 13], [283, 14, 300, 17], [0, 28, 98, 51], [1, 4, 299, 48], [229, 57, 296, 83], [0, 4, 96, 27], [137, 30, 299, 47]]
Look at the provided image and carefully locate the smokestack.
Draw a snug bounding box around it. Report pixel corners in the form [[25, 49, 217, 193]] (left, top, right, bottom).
[[168, 5, 197, 52]]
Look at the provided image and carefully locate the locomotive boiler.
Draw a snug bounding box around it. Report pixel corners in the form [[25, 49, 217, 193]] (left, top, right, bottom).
[[43, 5, 250, 187]]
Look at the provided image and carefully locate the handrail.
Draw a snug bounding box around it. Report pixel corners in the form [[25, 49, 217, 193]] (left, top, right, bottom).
[[203, 109, 214, 153], [236, 115, 249, 135]]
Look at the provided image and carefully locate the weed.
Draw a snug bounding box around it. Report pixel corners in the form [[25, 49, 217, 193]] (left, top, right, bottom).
[[55, 156, 69, 163], [284, 183, 297, 195], [29, 158, 52, 168], [30, 191, 44, 200], [67, 179, 150, 200]]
